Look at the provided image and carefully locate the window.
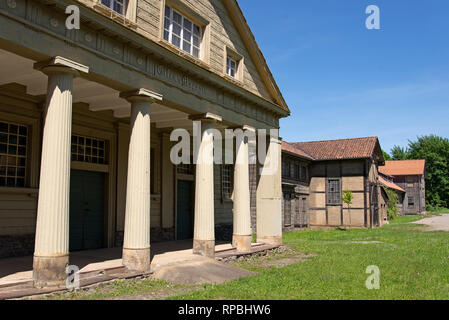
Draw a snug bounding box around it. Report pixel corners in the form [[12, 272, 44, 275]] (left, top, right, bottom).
[[282, 161, 290, 178], [300, 165, 308, 181], [222, 164, 234, 201], [327, 179, 341, 205], [293, 163, 300, 180], [0, 121, 28, 187], [101, 0, 127, 15], [226, 56, 237, 78], [71, 135, 106, 164], [408, 196, 415, 208], [290, 162, 296, 179], [164, 6, 202, 58]]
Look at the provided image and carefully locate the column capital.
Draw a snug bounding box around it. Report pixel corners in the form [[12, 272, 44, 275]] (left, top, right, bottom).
[[120, 88, 163, 103], [189, 112, 222, 123], [228, 124, 256, 133], [34, 56, 89, 77]]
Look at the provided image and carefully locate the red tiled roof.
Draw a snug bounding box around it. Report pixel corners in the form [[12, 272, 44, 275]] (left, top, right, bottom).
[[290, 137, 381, 161], [379, 175, 405, 193], [281, 141, 314, 160], [379, 160, 426, 176]]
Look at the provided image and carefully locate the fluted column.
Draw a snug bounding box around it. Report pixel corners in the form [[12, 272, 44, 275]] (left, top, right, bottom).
[[256, 135, 283, 246], [33, 57, 88, 287], [120, 89, 162, 272], [190, 113, 222, 258], [232, 126, 254, 252]]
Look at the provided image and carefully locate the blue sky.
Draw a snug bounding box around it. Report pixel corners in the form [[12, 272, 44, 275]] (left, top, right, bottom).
[[238, 0, 449, 153]]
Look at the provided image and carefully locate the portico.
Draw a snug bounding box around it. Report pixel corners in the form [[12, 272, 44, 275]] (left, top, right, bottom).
[[0, 0, 288, 288]]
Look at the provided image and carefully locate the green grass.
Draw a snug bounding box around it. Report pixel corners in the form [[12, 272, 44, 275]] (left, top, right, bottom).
[[427, 207, 449, 214], [172, 216, 449, 300], [41, 216, 449, 300]]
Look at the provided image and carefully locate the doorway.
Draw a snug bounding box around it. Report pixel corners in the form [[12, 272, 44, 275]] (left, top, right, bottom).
[[176, 180, 194, 240], [69, 169, 106, 251]]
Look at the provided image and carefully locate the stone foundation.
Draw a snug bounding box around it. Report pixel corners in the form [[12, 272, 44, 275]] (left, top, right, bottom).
[[33, 254, 69, 288], [122, 247, 151, 272], [193, 239, 215, 257], [0, 234, 35, 258]]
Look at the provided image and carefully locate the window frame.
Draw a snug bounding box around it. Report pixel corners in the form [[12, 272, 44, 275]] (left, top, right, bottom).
[[221, 164, 234, 202], [224, 46, 243, 81], [0, 120, 30, 188], [327, 178, 342, 205], [300, 165, 308, 182], [226, 56, 237, 78], [408, 196, 415, 208], [71, 134, 107, 165], [282, 160, 290, 179], [163, 5, 203, 59], [101, 0, 128, 16]]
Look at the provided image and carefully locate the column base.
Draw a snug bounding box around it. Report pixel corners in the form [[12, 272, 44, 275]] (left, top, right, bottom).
[[257, 235, 283, 246], [122, 248, 151, 272], [193, 239, 215, 258], [33, 255, 69, 288], [233, 234, 252, 253]]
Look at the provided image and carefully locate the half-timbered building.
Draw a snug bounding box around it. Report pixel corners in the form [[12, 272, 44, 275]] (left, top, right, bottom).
[[281, 137, 388, 230]]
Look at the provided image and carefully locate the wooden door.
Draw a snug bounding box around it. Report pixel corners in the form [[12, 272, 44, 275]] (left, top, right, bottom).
[[176, 180, 194, 240], [69, 170, 105, 251]]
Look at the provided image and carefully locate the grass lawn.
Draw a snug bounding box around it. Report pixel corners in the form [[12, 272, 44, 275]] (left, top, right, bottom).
[[41, 215, 449, 300], [173, 215, 449, 300], [427, 207, 449, 215]]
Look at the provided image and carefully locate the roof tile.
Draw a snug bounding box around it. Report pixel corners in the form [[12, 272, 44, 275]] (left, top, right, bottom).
[[290, 137, 380, 161], [379, 160, 426, 176]]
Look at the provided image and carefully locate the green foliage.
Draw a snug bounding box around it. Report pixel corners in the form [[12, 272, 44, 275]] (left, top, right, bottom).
[[385, 188, 398, 220], [382, 149, 392, 161], [391, 145, 409, 160], [342, 190, 353, 205]]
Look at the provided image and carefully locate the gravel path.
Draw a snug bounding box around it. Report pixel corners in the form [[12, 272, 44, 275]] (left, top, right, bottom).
[[412, 214, 449, 232]]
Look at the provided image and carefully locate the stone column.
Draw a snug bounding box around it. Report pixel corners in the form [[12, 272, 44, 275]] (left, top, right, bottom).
[[232, 126, 255, 253], [190, 113, 222, 258], [120, 89, 162, 272], [256, 135, 283, 246], [33, 57, 88, 287]]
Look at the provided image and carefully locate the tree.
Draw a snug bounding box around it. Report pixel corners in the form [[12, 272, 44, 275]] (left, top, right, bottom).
[[342, 190, 353, 226], [385, 188, 398, 220], [391, 145, 409, 160], [407, 135, 449, 208], [382, 150, 392, 161]]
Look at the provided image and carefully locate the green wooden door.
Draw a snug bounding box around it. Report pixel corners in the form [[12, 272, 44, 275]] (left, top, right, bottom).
[[70, 170, 105, 251], [177, 180, 193, 240]]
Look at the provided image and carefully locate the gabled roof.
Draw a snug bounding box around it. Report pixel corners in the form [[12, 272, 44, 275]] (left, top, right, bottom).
[[223, 0, 289, 113], [379, 160, 426, 176], [379, 175, 406, 193], [281, 141, 314, 161], [290, 137, 384, 162]]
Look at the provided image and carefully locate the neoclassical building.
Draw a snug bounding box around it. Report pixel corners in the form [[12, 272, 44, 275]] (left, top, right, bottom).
[[0, 0, 289, 286]]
